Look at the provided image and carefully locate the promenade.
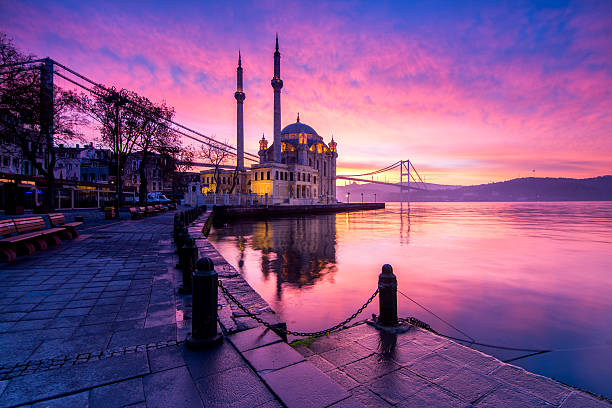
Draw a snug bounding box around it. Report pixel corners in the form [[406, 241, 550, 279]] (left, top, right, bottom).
[[0, 211, 280, 408], [0, 209, 610, 407]]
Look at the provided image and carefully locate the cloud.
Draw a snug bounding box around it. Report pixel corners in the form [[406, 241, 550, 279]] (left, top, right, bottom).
[[1, 0, 610, 185]]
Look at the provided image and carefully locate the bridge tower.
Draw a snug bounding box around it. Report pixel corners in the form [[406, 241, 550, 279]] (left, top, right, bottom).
[[399, 160, 410, 202]]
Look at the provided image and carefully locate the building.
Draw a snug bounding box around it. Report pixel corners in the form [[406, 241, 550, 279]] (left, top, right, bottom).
[[124, 151, 173, 194], [199, 35, 338, 205]]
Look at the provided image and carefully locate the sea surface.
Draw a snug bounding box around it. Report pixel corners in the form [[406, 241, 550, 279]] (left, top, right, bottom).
[[208, 202, 612, 397]]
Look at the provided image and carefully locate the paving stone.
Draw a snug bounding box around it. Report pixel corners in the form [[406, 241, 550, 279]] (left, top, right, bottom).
[[46, 316, 85, 329], [476, 386, 553, 407], [21, 310, 60, 320], [329, 385, 392, 407], [307, 354, 337, 372], [435, 342, 501, 374], [437, 366, 502, 404], [406, 353, 463, 381], [292, 344, 314, 357], [31, 391, 90, 408], [320, 341, 374, 367], [489, 364, 571, 405], [0, 353, 149, 406], [90, 377, 145, 408], [243, 341, 305, 372], [389, 340, 433, 365], [228, 326, 282, 352], [183, 340, 247, 380], [559, 391, 612, 408], [308, 335, 346, 354], [327, 368, 360, 390], [148, 344, 185, 373], [368, 368, 431, 404], [30, 334, 111, 361], [397, 384, 472, 408], [196, 365, 277, 408], [143, 366, 203, 408], [107, 324, 175, 348], [398, 328, 451, 350], [262, 361, 350, 408], [57, 307, 91, 317], [342, 353, 402, 383]]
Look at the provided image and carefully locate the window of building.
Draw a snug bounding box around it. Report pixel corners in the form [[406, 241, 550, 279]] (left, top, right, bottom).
[[255, 172, 258, 181], [308, 174, 311, 182], [290, 172, 294, 181], [266, 171, 270, 180], [275, 171, 278, 180], [309, 159, 312, 166], [314, 176, 316, 184], [297, 173, 301, 181]]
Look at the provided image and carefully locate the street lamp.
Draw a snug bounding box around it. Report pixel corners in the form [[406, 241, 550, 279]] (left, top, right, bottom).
[[374, 193, 377, 203], [346, 192, 350, 203], [361, 192, 363, 203], [105, 88, 128, 219]]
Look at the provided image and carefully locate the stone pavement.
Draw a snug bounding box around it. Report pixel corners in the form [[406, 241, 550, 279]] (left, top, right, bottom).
[[0, 211, 281, 407], [294, 322, 612, 407]]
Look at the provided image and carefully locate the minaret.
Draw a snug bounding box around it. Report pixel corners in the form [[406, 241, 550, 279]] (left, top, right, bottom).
[[271, 34, 283, 163], [234, 51, 246, 171]]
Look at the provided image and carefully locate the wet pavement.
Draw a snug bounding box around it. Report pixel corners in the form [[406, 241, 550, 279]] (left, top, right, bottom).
[[0, 210, 280, 407], [0, 209, 610, 407]]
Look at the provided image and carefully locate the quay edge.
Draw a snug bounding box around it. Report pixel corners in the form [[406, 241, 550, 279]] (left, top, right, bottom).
[[211, 202, 385, 220]]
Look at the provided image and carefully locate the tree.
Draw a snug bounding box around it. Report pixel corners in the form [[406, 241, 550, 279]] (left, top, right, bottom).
[[199, 140, 233, 194], [81, 87, 140, 214], [0, 33, 84, 211], [129, 95, 176, 204], [165, 144, 195, 200]]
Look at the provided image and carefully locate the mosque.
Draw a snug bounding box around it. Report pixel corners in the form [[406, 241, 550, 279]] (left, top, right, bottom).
[[199, 35, 338, 204]]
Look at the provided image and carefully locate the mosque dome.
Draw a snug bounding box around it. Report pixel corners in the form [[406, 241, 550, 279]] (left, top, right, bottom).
[[281, 113, 323, 148], [281, 121, 318, 137]]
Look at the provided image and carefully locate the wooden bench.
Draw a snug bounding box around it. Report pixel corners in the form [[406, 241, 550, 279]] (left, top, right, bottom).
[[129, 207, 144, 220], [0, 217, 66, 261], [139, 206, 153, 217], [48, 213, 83, 239]]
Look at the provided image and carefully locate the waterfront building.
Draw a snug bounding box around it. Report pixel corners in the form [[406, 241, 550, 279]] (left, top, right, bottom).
[[199, 35, 338, 204]]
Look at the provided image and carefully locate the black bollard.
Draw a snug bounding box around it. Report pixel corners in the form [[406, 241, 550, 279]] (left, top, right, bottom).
[[179, 238, 198, 294], [175, 225, 188, 256], [378, 264, 398, 326], [186, 257, 223, 349]]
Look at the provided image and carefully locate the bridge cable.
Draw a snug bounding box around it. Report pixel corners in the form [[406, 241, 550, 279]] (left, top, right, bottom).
[[52, 60, 259, 160]]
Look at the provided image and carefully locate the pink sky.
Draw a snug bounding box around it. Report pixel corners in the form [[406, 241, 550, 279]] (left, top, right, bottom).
[[1, 1, 611, 185]]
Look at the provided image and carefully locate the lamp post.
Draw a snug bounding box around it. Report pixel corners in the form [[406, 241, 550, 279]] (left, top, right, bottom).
[[361, 192, 364, 203], [374, 193, 377, 203], [105, 88, 128, 219], [346, 192, 350, 203]]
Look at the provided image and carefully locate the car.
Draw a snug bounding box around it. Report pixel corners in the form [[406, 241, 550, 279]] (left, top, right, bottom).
[[147, 192, 171, 203]]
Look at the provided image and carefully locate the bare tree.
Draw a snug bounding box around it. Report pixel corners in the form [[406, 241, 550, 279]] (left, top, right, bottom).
[[0, 33, 85, 211], [199, 140, 232, 194], [165, 145, 195, 200]]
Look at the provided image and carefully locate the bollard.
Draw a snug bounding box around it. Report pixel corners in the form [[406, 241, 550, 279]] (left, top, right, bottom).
[[179, 237, 198, 294], [378, 264, 398, 326], [175, 225, 188, 256], [187, 257, 223, 349]]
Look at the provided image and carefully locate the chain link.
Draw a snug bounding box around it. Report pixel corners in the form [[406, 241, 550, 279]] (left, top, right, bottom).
[[218, 280, 378, 338]]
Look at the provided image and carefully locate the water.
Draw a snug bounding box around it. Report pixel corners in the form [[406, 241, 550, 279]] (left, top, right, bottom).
[[208, 202, 612, 397]]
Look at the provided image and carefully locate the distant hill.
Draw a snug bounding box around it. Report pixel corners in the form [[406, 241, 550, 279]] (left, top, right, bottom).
[[337, 176, 612, 202]]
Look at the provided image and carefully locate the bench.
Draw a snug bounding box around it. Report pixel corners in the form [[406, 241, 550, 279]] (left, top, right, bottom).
[[147, 206, 162, 215], [48, 213, 83, 239], [0, 217, 66, 261], [139, 206, 154, 217], [129, 207, 144, 220]]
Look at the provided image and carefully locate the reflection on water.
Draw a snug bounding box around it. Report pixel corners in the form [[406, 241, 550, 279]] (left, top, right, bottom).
[[208, 202, 612, 397]]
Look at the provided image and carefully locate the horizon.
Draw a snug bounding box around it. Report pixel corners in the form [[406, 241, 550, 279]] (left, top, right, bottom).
[[1, 0, 611, 185]]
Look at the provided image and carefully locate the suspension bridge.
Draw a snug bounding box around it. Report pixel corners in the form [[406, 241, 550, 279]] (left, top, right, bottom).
[[1, 57, 427, 199]]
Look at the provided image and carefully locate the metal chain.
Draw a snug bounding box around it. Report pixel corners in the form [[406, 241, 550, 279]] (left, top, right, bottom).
[[218, 280, 378, 338]]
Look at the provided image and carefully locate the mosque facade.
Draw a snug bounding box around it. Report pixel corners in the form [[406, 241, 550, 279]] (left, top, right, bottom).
[[199, 35, 338, 204]]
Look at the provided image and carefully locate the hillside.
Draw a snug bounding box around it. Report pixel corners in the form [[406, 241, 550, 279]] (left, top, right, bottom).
[[337, 176, 612, 202]]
